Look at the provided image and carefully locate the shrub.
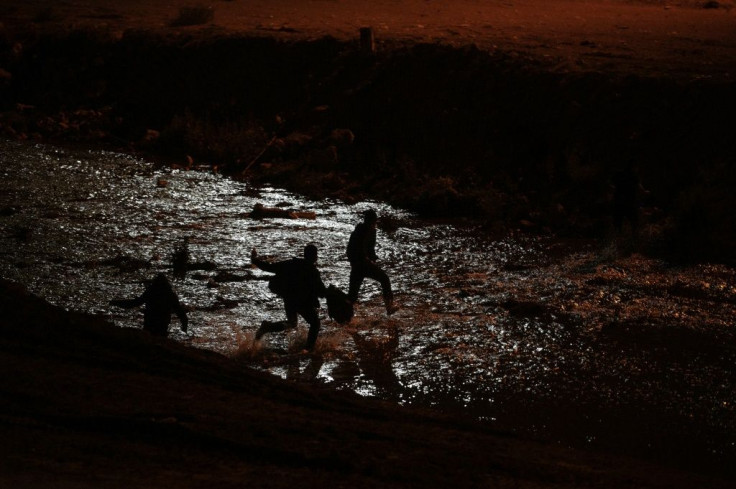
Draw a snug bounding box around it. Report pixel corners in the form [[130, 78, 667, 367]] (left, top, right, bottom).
[[653, 161, 736, 265], [171, 5, 215, 27], [159, 110, 270, 168]]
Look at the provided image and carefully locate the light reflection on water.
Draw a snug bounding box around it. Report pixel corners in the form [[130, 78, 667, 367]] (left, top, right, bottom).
[[1, 139, 735, 473]]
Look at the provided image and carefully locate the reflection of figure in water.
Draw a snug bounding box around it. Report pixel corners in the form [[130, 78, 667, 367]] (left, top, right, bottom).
[[110, 273, 188, 337], [285, 354, 325, 382], [352, 327, 401, 400], [347, 209, 398, 315], [611, 162, 644, 234], [251, 244, 326, 351], [171, 238, 189, 280]]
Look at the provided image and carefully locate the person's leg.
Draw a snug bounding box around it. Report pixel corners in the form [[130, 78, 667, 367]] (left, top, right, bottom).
[[144, 307, 172, 336], [300, 307, 321, 351], [144, 316, 170, 337], [256, 301, 298, 339], [363, 262, 397, 314], [348, 264, 365, 303]]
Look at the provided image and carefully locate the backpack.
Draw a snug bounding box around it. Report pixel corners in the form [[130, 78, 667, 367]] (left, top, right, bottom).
[[325, 285, 354, 324]]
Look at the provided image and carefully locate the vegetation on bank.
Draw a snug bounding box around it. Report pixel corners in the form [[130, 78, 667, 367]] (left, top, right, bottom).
[[0, 24, 734, 263]]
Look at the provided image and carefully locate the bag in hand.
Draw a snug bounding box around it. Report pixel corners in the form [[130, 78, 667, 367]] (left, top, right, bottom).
[[325, 285, 353, 324]]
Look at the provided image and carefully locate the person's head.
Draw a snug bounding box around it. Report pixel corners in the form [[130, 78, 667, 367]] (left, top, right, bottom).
[[151, 272, 171, 291], [304, 244, 318, 264], [363, 209, 378, 226]]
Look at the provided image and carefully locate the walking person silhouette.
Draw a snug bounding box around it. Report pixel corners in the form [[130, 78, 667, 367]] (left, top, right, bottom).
[[347, 209, 398, 315]]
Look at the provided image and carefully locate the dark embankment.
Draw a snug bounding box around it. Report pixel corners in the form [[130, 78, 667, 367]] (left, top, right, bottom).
[[1, 26, 735, 262], [0, 277, 731, 488]]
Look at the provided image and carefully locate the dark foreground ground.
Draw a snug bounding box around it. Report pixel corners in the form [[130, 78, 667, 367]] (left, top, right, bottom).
[[0, 278, 732, 488]]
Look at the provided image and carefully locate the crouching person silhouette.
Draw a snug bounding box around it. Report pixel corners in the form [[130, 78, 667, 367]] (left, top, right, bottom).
[[110, 272, 188, 337], [251, 244, 327, 351]]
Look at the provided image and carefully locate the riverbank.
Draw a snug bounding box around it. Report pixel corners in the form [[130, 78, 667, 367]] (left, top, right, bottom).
[[1, 278, 731, 488], [1, 1, 735, 263]]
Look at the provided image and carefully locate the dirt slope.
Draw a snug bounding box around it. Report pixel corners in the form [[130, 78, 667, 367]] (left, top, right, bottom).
[[1, 279, 732, 488]]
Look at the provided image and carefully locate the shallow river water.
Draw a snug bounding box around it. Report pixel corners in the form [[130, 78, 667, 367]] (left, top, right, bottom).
[[1, 139, 734, 475]]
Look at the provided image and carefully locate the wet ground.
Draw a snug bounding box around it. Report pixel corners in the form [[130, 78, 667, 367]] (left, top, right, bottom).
[[1, 138, 735, 476]]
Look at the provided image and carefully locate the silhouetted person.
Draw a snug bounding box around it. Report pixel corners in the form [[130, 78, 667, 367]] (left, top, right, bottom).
[[612, 163, 643, 234], [347, 209, 398, 315], [110, 273, 188, 337], [251, 244, 326, 351]]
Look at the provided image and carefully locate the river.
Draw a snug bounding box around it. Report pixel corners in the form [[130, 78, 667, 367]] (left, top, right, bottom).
[[1, 139, 734, 475]]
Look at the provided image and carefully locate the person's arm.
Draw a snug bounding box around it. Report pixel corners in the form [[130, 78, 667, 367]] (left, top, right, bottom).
[[366, 229, 378, 262], [251, 248, 279, 273], [315, 270, 327, 298]]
